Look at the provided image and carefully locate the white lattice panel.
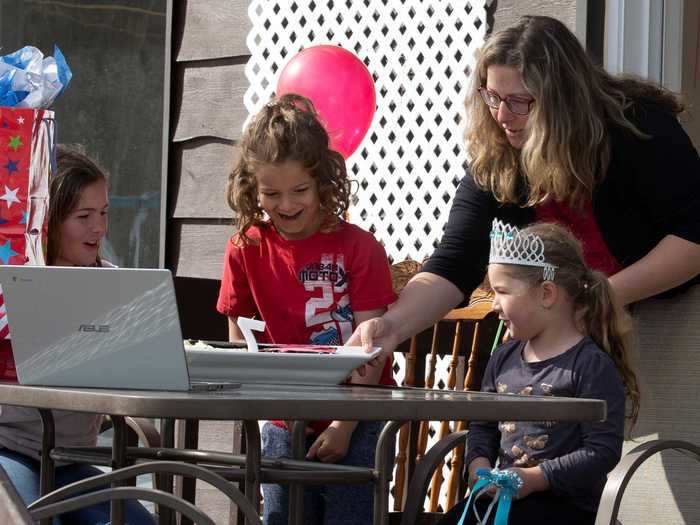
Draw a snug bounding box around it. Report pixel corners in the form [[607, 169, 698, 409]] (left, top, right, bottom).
[[245, 1, 490, 262]]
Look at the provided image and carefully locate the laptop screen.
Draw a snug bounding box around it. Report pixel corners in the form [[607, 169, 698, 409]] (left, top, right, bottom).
[[0, 266, 191, 390]]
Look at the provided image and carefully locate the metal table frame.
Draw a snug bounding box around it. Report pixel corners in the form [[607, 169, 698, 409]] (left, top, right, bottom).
[[0, 382, 606, 525]]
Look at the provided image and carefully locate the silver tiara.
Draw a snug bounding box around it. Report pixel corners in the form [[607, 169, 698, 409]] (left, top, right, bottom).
[[489, 219, 557, 281]]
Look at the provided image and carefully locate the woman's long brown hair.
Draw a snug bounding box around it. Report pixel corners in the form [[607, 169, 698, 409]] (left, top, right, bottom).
[[466, 15, 683, 209]]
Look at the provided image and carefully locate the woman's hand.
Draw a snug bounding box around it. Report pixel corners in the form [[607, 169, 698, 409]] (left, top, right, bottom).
[[347, 316, 400, 377], [348, 316, 401, 358], [306, 421, 357, 463]]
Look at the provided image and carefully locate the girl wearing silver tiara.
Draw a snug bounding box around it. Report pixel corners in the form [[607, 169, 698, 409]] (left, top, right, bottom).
[[438, 220, 638, 525]]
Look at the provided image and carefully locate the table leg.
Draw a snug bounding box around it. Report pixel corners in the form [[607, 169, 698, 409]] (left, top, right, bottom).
[[373, 421, 403, 525], [158, 418, 176, 525], [38, 409, 55, 525], [180, 419, 199, 525], [288, 421, 307, 525], [243, 420, 261, 524], [110, 415, 128, 525]]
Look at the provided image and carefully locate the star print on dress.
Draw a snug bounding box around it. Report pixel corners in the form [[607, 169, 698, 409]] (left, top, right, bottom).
[[0, 186, 21, 209], [7, 136, 22, 151], [17, 116, 24, 125], [0, 240, 18, 264], [3, 159, 19, 175]]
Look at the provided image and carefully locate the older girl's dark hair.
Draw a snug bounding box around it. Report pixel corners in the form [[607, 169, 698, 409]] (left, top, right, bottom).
[[500, 222, 640, 427], [226, 93, 351, 244], [47, 146, 108, 265]]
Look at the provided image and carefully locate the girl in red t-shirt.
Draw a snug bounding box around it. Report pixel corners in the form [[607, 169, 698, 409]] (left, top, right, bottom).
[[217, 94, 396, 525]]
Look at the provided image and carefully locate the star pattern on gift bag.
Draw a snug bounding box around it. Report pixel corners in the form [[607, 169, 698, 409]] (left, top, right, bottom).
[[0, 240, 18, 264], [0, 186, 20, 208], [0, 106, 50, 266], [3, 159, 18, 175], [7, 136, 22, 151]]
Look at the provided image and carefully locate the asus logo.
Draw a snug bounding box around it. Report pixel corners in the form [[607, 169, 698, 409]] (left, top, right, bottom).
[[78, 324, 110, 333]]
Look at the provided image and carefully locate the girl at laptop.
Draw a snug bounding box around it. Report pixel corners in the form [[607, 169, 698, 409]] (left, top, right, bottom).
[[0, 147, 154, 524], [217, 94, 396, 525], [438, 221, 639, 525]]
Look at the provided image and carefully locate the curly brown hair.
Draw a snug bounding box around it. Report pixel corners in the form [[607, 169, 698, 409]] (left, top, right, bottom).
[[227, 93, 351, 243], [47, 146, 109, 265]]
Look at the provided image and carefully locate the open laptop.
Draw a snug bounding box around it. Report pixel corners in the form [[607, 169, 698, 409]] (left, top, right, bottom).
[[0, 265, 238, 392]]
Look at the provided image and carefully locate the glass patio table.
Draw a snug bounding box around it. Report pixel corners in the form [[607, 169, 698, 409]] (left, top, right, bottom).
[[0, 381, 606, 525]]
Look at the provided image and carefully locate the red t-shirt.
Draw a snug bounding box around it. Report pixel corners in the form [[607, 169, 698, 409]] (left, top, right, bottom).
[[535, 199, 622, 276], [217, 221, 397, 433]]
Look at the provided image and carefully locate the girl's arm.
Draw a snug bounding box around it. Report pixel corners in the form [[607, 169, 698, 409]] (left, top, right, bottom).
[[609, 234, 700, 306], [463, 353, 502, 473], [227, 317, 245, 342], [307, 308, 387, 463]]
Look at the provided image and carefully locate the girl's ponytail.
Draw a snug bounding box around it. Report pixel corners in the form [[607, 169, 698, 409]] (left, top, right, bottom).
[[578, 269, 640, 426]]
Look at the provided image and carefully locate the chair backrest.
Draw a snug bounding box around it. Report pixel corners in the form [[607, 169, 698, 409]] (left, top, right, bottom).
[[174, 276, 229, 341], [389, 260, 500, 518]]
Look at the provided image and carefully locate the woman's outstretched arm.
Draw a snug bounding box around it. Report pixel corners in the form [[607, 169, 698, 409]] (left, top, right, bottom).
[[348, 271, 464, 358]]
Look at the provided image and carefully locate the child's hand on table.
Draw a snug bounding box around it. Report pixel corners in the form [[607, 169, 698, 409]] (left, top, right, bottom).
[[306, 420, 358, 463]]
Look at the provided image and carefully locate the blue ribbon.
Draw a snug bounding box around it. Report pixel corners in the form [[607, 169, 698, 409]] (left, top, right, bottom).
[[457, 468, 523, 525]]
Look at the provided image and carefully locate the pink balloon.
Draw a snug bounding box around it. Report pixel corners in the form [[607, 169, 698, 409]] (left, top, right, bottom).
[[277, 45, 376, 159]]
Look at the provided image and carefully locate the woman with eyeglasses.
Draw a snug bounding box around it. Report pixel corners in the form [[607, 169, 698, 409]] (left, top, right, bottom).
[[350, 14, 700, 520], [353, 12, 700, 353]]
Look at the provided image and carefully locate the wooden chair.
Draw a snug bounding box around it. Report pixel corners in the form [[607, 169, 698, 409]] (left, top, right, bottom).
[[388, 260, 500, 524]]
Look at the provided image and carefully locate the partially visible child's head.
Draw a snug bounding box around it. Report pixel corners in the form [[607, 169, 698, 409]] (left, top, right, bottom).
[[48, 146, 109, 266], [227, 93, 351, 242], [488, 221, 639, 423]]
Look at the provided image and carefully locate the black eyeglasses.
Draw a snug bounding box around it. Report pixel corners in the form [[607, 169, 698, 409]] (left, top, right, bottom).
[[478, 87, 534, 116]]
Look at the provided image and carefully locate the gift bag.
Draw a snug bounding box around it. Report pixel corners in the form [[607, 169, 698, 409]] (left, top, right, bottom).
[[0, 107, 54, 381]]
